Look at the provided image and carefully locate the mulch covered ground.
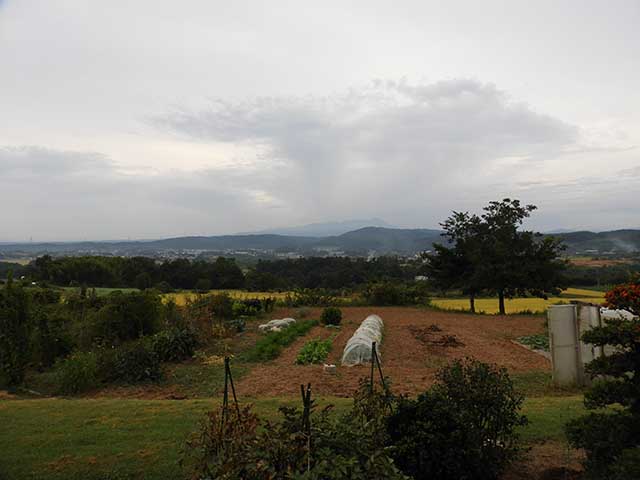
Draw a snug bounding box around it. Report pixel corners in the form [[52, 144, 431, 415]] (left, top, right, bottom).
[[236, 306, 550, 397]]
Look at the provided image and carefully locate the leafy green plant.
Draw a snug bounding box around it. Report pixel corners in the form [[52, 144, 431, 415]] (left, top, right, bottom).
[[54, 351, 99, 394], [320, 306, 342, 326], [517, 333, 549, 351], [243, 320, 317, 362], [387, 358, 526, 480], [151, 328, 198, 362], [295, 338, 333, 364], [112, 340, 163, 383]]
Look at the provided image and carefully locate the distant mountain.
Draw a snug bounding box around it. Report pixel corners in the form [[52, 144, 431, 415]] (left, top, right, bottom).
[[243, 218, 393, 237], [553, 229, 640, 254], [1, 227, 638, 258]]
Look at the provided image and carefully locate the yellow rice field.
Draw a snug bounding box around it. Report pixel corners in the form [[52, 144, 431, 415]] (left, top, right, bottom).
[[431, 288, 605, 314], [163, 290, 291, 306]]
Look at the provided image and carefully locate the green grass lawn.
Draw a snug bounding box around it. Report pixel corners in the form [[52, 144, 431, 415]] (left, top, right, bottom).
[[0, 395, 586, 480]]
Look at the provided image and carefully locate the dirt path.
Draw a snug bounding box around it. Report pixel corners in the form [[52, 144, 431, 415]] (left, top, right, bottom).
[[236, 307, 550, 397]]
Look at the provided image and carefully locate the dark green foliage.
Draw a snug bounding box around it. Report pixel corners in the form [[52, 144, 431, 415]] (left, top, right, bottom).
[[363, 282, 428, 306], [0, 276, 29, 386], [387, 359, 526, 480], [295, 338, 333, 364], [110, 340, 163, 383], [320, 306, 342, 325], [566, 412, 640, 479], [244, 320, 318, 362], [84, 291, 162, 346], [151, 328, 198, 362], [194, 278, 211, 293], [29, 255, 244, 290], [249, 256, 419, 290], [610, 447, 640, 480], [565, 311, 640, 478], [30, 304, 74, 368], [54, 351, 99, 394], [153, 281, 174, 293]]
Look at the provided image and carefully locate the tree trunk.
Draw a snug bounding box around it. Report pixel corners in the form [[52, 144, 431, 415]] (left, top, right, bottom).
[[469, 293, 476, 313], [498, 290, 506, 315]]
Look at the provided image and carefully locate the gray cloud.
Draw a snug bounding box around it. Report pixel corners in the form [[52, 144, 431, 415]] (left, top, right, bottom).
[[1, 80, 637, 241], [154, 79, 581, 225]]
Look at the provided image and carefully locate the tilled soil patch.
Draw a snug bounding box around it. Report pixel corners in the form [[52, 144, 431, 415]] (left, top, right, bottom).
[[236, 307, 550, 397]]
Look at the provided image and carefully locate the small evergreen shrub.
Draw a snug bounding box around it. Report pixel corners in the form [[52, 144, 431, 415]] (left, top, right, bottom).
[[387, 358, 526, 480], [295, 338, 333, 364], [54, 351, 99, 394], [321, 306, 342, 326], [112, 340, 162, 383], [151, 328, 198, 362]]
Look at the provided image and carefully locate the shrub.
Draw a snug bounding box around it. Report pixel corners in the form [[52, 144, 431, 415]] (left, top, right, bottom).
[[0, 279, 29, 386], [295, 338, 332, 364], [604, 279, 640, 315], [112, 340, 162, 383], [363, 282, 428, 306], [54, 351, 99, 394], [387, 359, 526, 480], [243, 320, 317, 362], [153, 281, 174, 293], [183, 381, 406, 479], [151, 328, 198, 362], [282, 288, 338, 307], [565, 305, 640, 478], [321, 306, 342, 326]]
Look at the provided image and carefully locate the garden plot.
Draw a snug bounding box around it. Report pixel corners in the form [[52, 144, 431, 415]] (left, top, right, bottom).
[[235, 307, 550, 397]]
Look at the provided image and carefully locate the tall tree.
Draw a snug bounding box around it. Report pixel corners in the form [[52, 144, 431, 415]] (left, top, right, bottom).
[[426, 199, 567, 314], [424, 212, 484, 312]]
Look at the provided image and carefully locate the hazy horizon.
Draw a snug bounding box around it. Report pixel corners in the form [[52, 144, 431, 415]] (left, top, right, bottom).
[[1, 1, 639, 241]]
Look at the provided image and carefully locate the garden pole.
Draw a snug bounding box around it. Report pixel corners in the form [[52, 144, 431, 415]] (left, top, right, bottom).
[[221, 356, 230, 427], [370, 342, 376, 392], [227, 357, 241, 417], [374, 347, 386, 391]]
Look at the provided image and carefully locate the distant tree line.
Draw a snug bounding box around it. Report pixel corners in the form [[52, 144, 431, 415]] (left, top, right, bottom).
[[245, 256, 420, 290], [17, 255, 422, 291], [27, 255, 245, 290]]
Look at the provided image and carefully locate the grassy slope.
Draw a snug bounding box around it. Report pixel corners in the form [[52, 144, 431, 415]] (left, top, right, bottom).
[[0, 394, 586, 480]]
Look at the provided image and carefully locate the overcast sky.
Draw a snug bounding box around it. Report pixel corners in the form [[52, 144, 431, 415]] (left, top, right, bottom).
[[1, 1, 638, 241]]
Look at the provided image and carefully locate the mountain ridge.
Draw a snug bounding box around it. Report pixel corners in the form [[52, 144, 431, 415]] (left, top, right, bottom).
[[0, 227, 638, 256]]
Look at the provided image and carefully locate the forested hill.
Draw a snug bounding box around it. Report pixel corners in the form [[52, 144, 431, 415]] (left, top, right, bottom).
[[0, 227, 638, 257]]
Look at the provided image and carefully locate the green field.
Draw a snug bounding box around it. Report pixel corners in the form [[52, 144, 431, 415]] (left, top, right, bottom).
[[0, 395, 586, 480]]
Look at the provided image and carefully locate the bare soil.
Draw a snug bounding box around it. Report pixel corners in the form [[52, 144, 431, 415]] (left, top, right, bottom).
[[236, 306, 550, 397], [502, 442, 584, 480]]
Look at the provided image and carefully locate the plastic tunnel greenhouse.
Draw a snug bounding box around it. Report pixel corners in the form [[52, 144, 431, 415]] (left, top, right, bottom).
[[341, 314, 383, 366]]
